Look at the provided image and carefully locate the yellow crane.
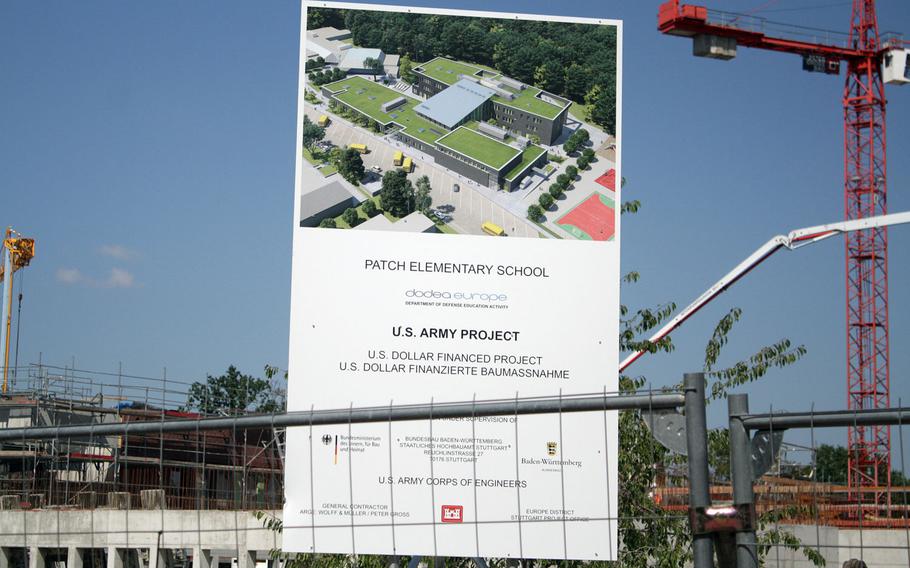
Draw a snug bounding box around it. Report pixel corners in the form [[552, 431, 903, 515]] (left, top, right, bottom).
[[0, 228, 35, 394]]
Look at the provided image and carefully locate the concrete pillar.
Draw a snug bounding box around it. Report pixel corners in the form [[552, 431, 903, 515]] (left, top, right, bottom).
[[106, 548, 125, 568], [68, 548, 84, 568], [0, 548, 12, 568], [192, 549, 211, 568], [28, 548, 46, 568], [239, 551, 256, 568], [147, 548, 167, 568]]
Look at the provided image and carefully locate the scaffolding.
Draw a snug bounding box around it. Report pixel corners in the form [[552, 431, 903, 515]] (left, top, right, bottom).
[[0, 364, 284, 511]]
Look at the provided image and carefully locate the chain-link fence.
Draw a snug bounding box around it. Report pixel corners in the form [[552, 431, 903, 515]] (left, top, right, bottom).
[[0, 370, 909, 567]]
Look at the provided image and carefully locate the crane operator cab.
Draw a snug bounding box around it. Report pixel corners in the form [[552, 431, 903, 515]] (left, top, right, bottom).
[[883, 48, 910, 86]]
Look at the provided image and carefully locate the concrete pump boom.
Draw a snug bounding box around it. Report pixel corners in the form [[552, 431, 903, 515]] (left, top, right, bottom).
[[619, 211, 910, 373]]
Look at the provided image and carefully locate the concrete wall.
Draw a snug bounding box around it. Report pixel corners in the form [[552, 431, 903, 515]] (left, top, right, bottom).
[[839, 528, 910, 568], [765, 524, 910, 568], [762, 524, 840, 568], [0, 510, 281, 568], [0, 510, 280, 552], [1, 513, 909, 567]]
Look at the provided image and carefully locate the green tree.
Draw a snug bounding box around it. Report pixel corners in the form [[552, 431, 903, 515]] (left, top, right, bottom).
[[563, 138, 578, 155], [363, 56, 384, 80], [617, 249, 817, 566], [306, 7, 344, 30], [301, 115, 325, 152], [548, 184, 564, 199], [538, 192, 554, 210], [342, 207, 360, 227], [526, 204, 544, 222], [590, 87, 616, 134], [533, 60, 564, 94], [584, 83, 602, 108], [337, 148, 365, 185], [184, 365, 282, 415], [577, 155, 590, 170], [380, 169, 415, 217], [556, 173, 570, 187], [816, 444, 848, 483], [399, 54, 416, 83], [564, 63, 589, 102], [582, 147, 595, 159], [565, 165, 578, 179], [415, 175, 432, 214], [318, 218, 336, 228], [362, 199, 379, 218], [576, 128, 590, 142]]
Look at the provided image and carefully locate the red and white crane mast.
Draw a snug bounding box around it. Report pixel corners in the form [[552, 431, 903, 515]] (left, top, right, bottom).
[[656, 0, 908, 512]]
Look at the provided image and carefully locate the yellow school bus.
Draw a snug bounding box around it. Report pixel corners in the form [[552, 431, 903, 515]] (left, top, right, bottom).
[[393, 151, 403, 166], [317, 115, 330, 127], [482, 221, 505, 236], [401, 157, 413, 172], [349, 143, 368, 154]]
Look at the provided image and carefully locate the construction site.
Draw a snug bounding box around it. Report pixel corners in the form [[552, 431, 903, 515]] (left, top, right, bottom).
[[0, 364, 284, 513], [2, 0, 910, 567]]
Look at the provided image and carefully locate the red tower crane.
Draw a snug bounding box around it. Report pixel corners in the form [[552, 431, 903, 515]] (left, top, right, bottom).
[[657, 0, 908, 515]]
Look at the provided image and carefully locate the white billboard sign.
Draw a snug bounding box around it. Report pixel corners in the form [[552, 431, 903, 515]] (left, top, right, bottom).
[[285, 1, 622, 560]]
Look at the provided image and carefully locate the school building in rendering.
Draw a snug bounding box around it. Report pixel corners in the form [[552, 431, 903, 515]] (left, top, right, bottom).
[[412, 57, 571, 146], [318, 57, 565, 191]]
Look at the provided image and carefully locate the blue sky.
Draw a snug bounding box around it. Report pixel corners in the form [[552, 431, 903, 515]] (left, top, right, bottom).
[[2, 0, 909, 447]]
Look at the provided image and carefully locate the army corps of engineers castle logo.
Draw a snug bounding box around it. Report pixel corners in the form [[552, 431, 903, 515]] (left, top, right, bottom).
[[441, 505, 463, 523]]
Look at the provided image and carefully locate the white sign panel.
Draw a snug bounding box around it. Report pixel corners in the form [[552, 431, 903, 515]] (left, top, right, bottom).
[[285, 1, 622, 560]]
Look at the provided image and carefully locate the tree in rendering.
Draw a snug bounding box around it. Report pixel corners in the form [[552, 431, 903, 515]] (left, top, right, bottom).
[[301, 115, 326, 153], [380, 169, 415, 218], [318, 218, 337, 229], [363, 57, 384, 81], [337, 148, 365, 185], [538, 192, 554, 210], [526, 204, 544, 222], [342, 207, 361, 227], [565, 165, 578, 179], [399, 54, 416, 84], [534, 60, 564, 94], [564, 63, 589, 102], [361, 199, 379, 218], [415, 175, 432, 214], [589, 85, 616, 135]]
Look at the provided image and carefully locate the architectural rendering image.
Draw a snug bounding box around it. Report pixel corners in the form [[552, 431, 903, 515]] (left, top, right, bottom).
[[298, 6, 618, 239]]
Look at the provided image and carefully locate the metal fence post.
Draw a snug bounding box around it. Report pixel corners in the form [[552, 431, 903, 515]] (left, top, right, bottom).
[[729, 393, 757, 568], [684, 372, 714, 568]]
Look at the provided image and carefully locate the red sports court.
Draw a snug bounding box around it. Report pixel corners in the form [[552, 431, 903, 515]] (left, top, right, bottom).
[[595, 168, 616, 191], [556, 192, 615, 241]]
